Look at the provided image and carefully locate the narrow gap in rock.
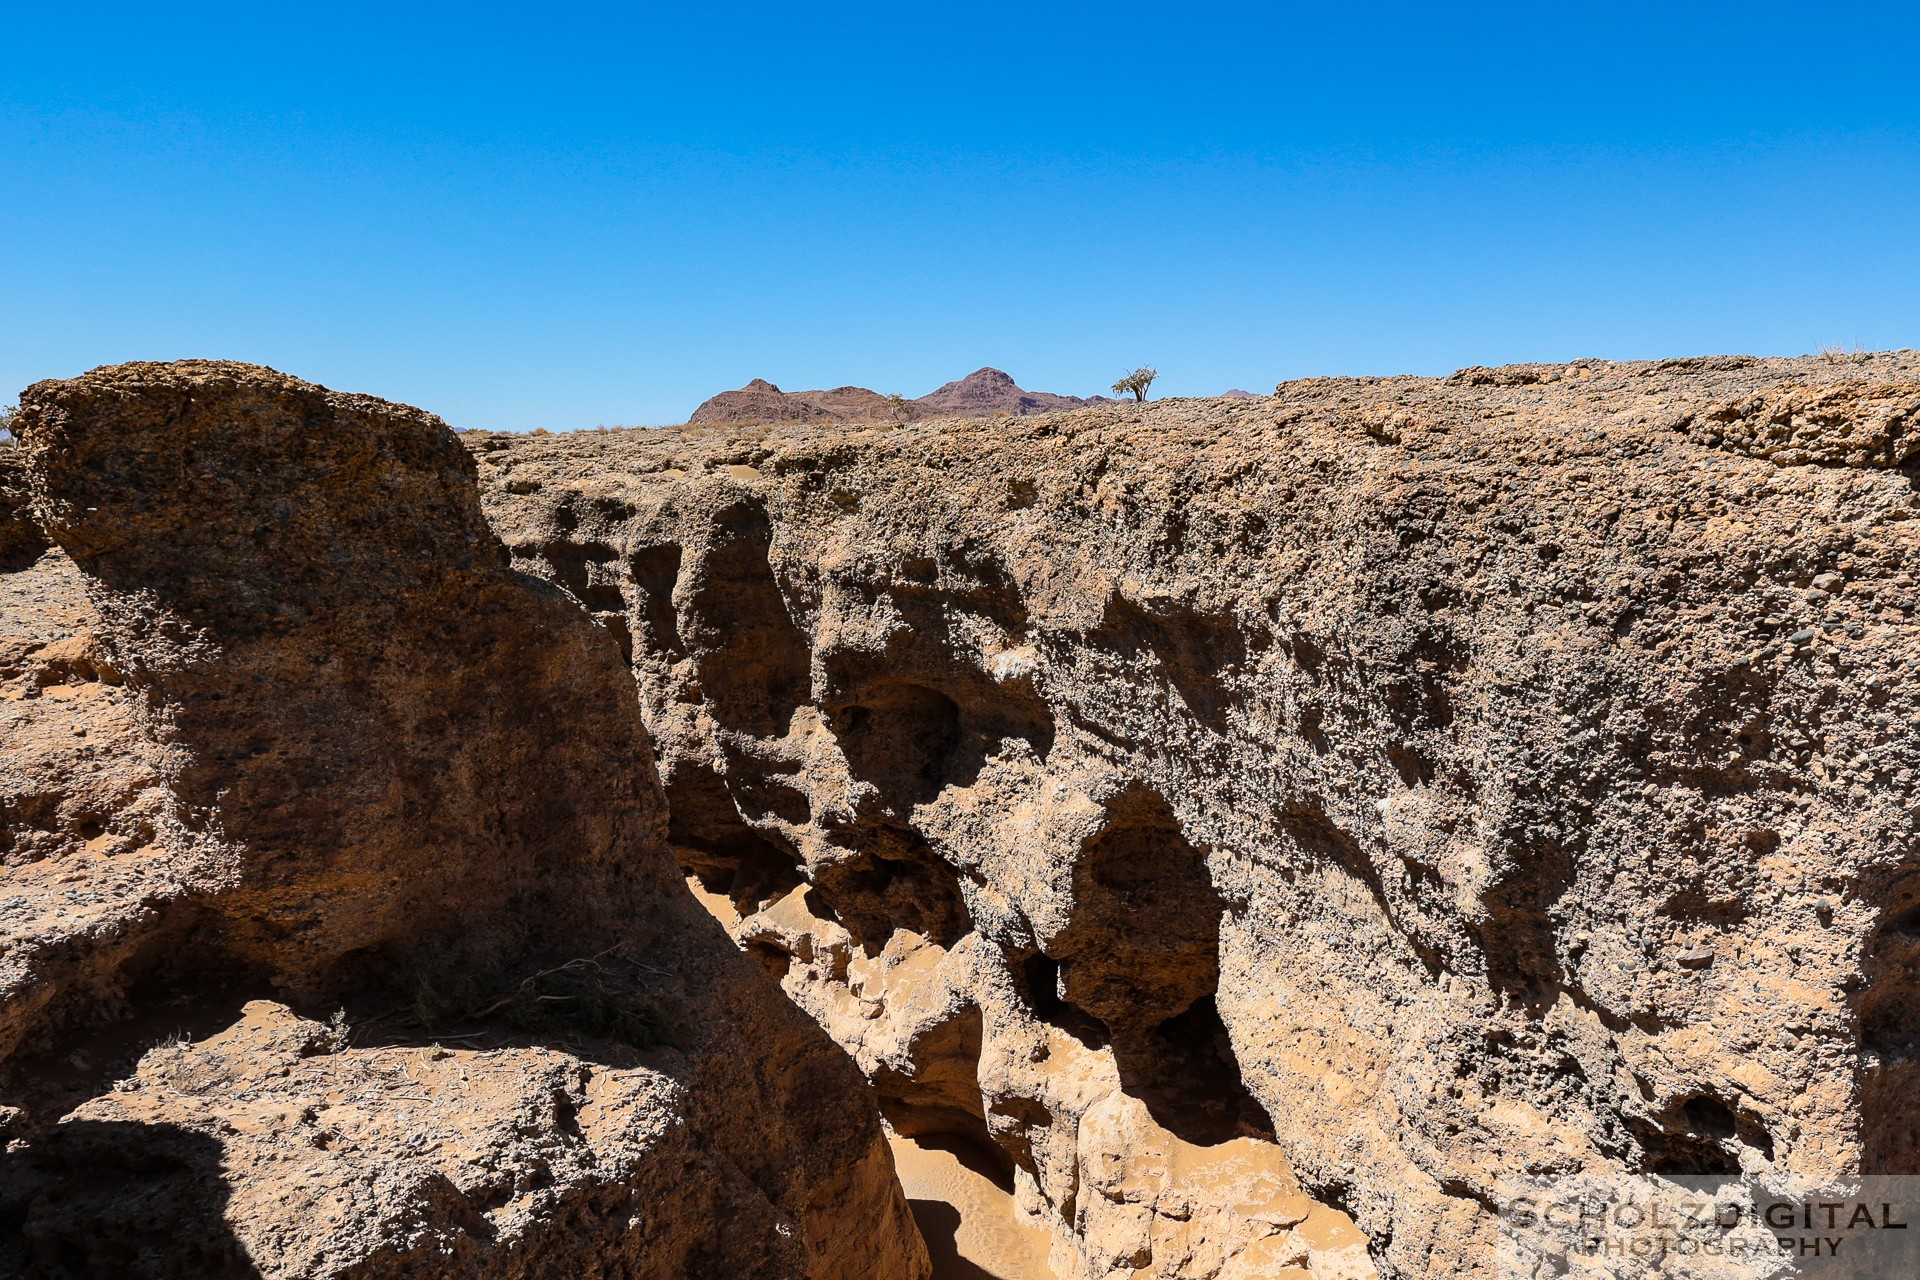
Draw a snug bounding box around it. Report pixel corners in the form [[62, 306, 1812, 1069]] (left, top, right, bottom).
[[684, 503, 810, 736], [663, 761, 804, 913], [626, 543, 685, 658], [1018, 951, 1109, 1050], [1129, 995, 1274, 1145], [1048, 787, 1273, 1146], [810, 834, 971, 951]]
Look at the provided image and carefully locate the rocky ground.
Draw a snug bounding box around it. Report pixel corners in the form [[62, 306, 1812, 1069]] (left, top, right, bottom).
[[0, 363, 926, 1279], [472, 350, 1920, 1279]]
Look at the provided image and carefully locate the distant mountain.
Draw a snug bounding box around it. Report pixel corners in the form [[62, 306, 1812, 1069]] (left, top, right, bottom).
[[687, 368, 1106, 425], [912, 367, 1106, 417], [686, 378, 889, 425]]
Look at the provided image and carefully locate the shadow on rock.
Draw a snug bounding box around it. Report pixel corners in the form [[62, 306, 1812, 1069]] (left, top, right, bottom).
[[0, 1118, 259, 1279]]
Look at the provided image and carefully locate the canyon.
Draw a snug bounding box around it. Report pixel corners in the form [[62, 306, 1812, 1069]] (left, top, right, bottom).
[[2, 352, 1918, 1278]]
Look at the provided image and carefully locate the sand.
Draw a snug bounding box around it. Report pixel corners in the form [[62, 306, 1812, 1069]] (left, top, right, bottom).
[[889, 1133, 1059, 1280]]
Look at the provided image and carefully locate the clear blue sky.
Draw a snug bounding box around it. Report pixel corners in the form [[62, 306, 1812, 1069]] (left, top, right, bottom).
[[4, 3, 1917, 429]]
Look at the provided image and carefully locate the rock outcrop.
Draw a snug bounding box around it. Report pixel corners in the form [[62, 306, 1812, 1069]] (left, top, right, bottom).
[[474, 351, 1920, 1280], [688, 368, 1105, 426], [0, 361, 926, 1279]]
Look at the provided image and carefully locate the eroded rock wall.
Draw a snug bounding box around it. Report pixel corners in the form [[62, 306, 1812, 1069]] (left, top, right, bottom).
[[0, 362, 926, 1279], [475, 352, 1920, 1280]]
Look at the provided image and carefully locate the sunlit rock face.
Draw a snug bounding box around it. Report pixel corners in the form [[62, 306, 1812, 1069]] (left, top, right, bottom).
[[478, 351, 1920, 1279]]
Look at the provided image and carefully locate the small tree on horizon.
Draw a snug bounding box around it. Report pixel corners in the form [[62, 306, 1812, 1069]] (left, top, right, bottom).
[[1112, 368, 1158, 402], [884, 392, 910, 422]]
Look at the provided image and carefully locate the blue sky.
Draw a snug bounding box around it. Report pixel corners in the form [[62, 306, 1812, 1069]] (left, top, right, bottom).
[[3, 3, 1917, 428]]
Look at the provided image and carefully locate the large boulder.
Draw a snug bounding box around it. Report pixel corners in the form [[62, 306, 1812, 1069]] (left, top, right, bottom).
[[0, 361, 926, 1279]]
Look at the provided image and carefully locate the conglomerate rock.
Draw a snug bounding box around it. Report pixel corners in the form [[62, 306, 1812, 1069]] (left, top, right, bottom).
[[0, 361, 926, 1279], [473, 350, 1920, 1280]]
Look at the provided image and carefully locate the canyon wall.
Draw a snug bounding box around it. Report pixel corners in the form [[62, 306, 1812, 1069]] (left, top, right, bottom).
[[0, 362, 926, 1279], [474, 353, 1920, 1280]]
